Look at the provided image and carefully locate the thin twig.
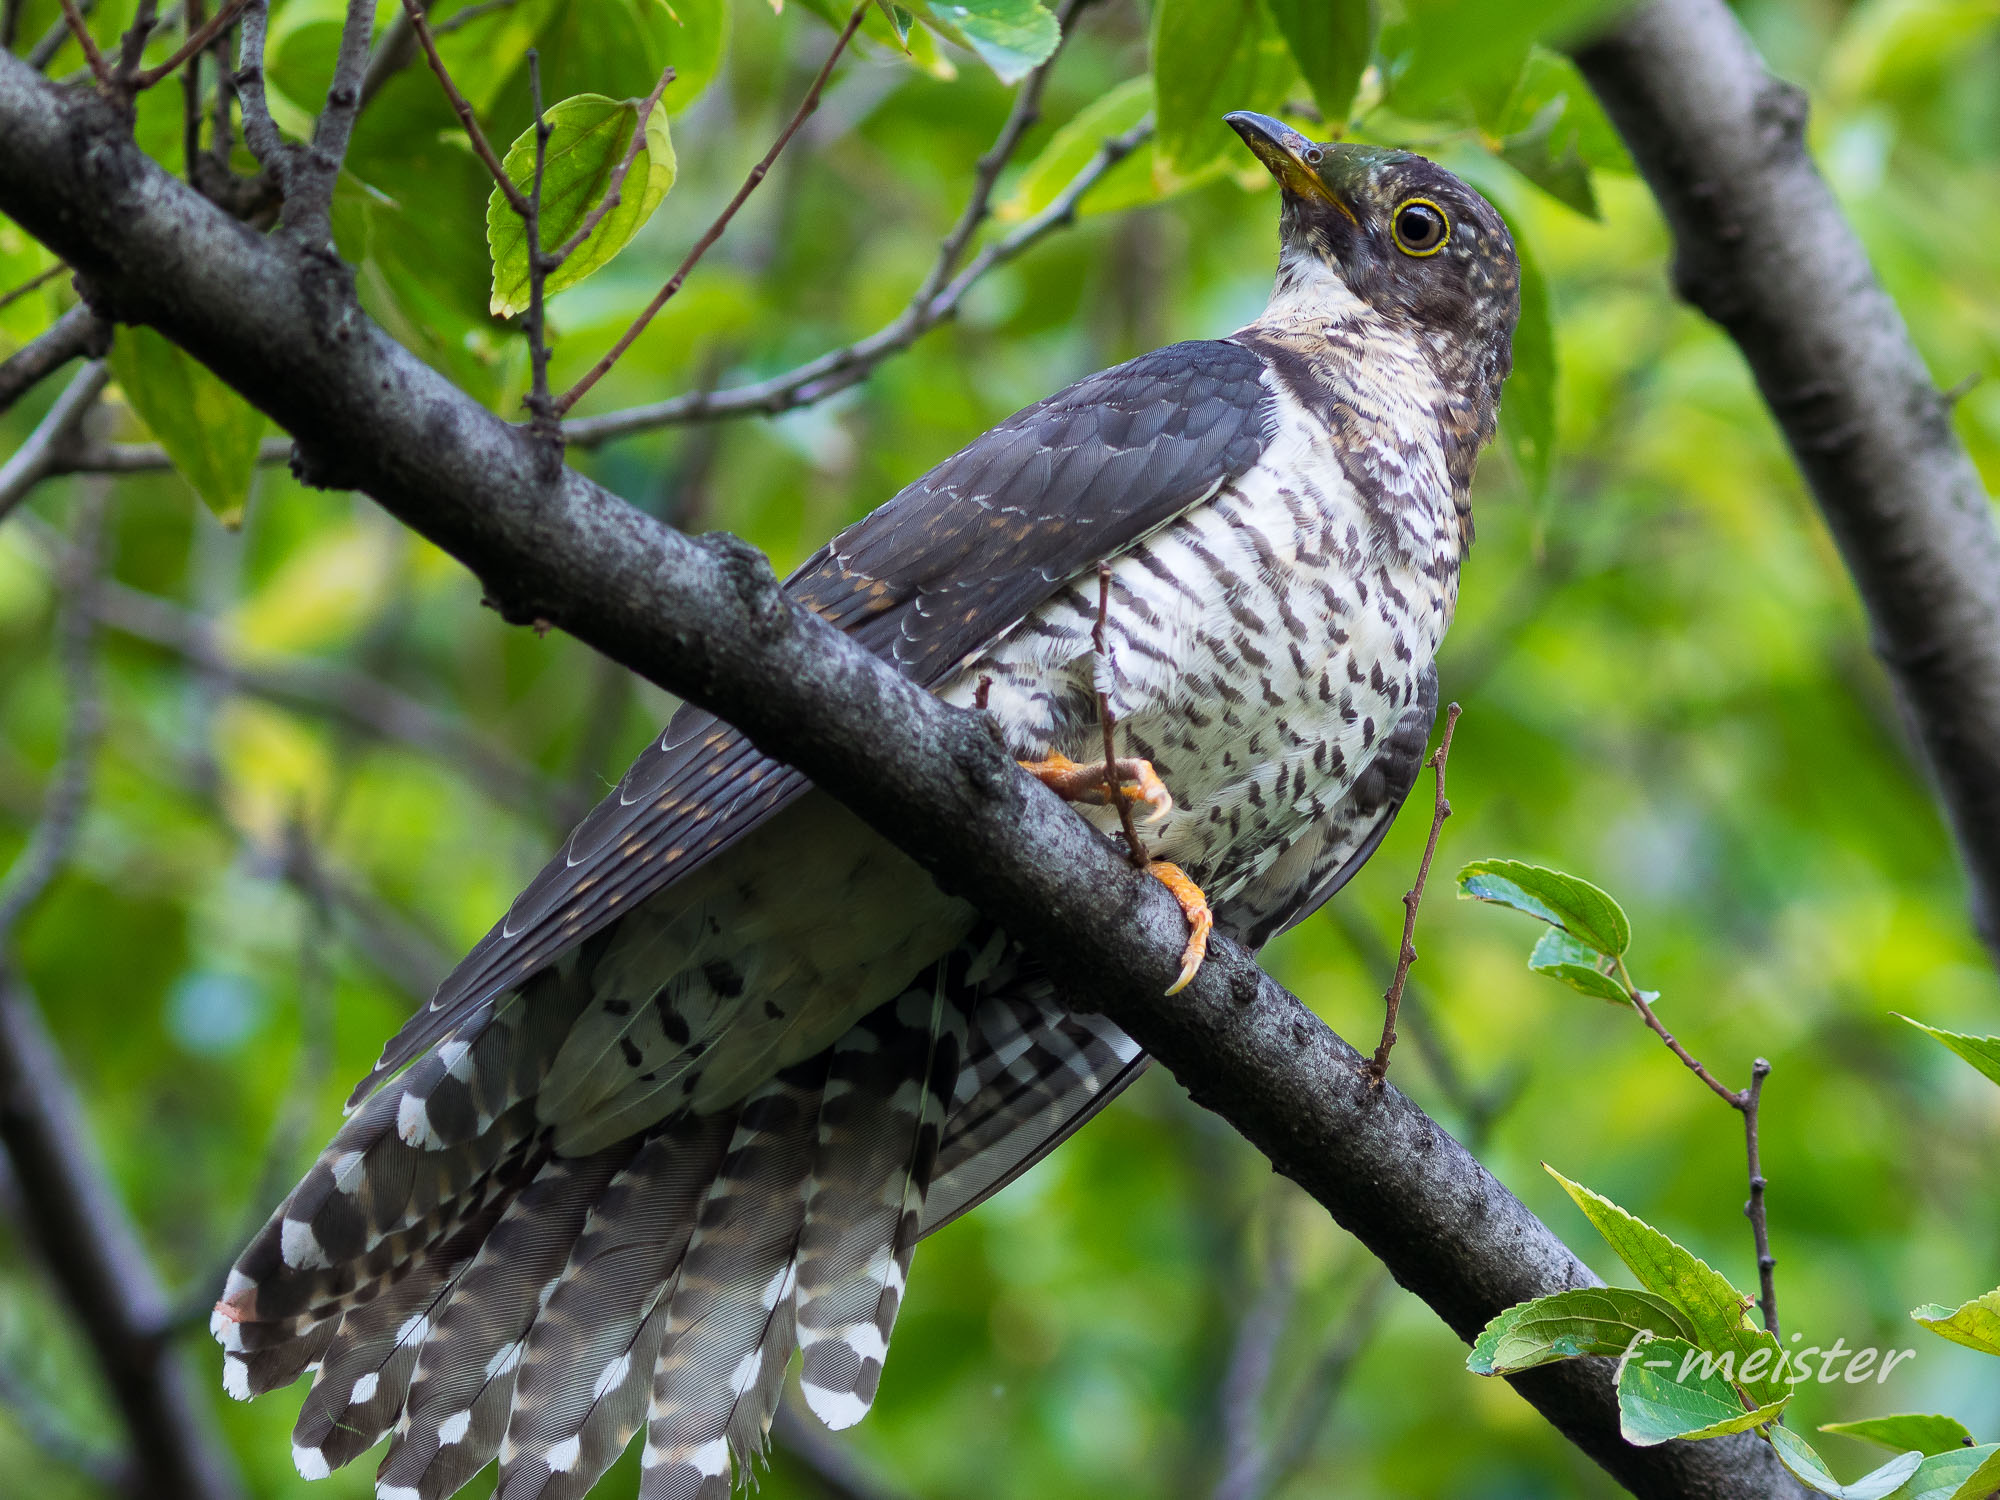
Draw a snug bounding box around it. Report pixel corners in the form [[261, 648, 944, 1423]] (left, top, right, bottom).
[[1367, 701, 1460, 1083], [1617, 969, 1740, 1105], [0, 360, 110, 523], [232, 0, 285, 177], [0, 262, 63, 313], [556, 0, 869, 414], [0, 1351, 130, 1489], [1741, 1059, 1777, 1336], [1212, 1205, 1295, 1500], [50, 434, 293, 476], [0, 492, 105, 946], [562, 118, 1151, 444], [521, 49, 556, 434], [131, 0, 244, 88], [1092, 561, 1144, 866], [178, 0, 205, 178], [1611, 959, 1779, 1337], [57, 0, 111, 87], [399, 0, 526, 214], [0, 303, 107, 420], [283, 0, 372, 242], [918, 0, 1091, 303], [545, 62, 675, 268], [112, 0, 159, 84]]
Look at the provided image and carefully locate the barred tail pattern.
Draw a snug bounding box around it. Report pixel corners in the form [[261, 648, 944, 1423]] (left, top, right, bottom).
[[214, 939, 1147, 1499]]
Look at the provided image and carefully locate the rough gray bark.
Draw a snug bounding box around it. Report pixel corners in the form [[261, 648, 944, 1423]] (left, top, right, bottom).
[[1574, 0, 2000, 953], [0, 51, 1805, 1500]]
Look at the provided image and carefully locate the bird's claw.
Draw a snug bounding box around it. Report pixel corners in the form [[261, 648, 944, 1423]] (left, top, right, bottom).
[[1019, 752, 1175, 823], [1145, 860, 1212, 995]]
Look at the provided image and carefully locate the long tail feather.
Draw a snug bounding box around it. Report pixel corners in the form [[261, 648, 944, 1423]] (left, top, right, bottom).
[[796, 977, 964, 1427], [638, 1061, 828, 1500], [378, 1143, 640, 1500]]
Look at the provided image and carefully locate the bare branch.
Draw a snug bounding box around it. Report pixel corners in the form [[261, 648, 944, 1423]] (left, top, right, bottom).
[[1741, 1059, 1777, 1337], [0, 359, 110, 522], [0, 261, 64, 313], [56, 0, 111, 88], [400, 0, 527, 215], [1367, 703, 1459, 1082], [521, 49, 555, 434], [563, 119, 1151, 446], [231, 0, 285, 182], [0, 972, 247, 1500], [0, 302, 108, 418], [49, 433, 292, 475], [0, 490, 106, 947], [545, 62, 675, 269], [0, 57, 1809, 1496], [131, 0, 245, 90], [556, 0, 869, 414], [1574, 0, 2000, 967], [282, 0, 372, 242]]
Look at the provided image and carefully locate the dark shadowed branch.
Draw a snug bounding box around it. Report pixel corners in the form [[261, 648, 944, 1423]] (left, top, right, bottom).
[[1574, 0, 2000, 967], [0, 303, 108, 419], [0, 52, 1809, 1497], [0, 495, 245, 1500]]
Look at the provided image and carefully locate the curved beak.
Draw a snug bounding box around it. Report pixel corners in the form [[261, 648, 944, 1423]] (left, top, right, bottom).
[[1223, 111, 1358, 224]]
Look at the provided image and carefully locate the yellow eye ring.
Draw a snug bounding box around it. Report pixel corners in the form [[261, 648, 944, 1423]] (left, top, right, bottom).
[[1390, 197, 1450, 256]]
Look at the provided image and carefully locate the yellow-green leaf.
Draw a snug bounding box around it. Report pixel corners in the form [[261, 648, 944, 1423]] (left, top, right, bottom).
[[1898, 1015, 2000, 1090], [487, 93, 676, 319], [1770, 1426, 1925, 1499], [1468, 1286, 1697, 1375], [1912, 1288, 2000, 1355], [107, 327, 267, 526], [1547, 1167, 1787, 1406], [1615, 1336, 1787, 1446], [1819, 1414, 1975, 1458]]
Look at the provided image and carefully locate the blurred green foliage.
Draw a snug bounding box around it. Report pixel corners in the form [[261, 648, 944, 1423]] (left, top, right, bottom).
[[5, 0, 2000, 1496]]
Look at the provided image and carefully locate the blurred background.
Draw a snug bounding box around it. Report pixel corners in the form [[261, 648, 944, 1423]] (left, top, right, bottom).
[[4, 0, 2000, 1495]]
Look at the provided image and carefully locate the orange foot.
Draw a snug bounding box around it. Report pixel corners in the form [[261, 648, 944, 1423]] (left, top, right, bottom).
[[1145, 860, 1212, 995], [1019, 751, 1174, 822]]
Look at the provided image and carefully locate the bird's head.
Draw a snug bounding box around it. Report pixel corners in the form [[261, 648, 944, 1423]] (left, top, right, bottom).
[[1225, 111, 1519, 414]]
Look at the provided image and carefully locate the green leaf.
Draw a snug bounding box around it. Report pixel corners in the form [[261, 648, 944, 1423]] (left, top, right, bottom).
[[910, 0, 1059, 84], [1897, 1015, 2000, 1090], [1491, 49, 1632, 172], [1149, 0, 1298, 176], [1820, 1415, 1975, 1459], [1389, 0, 1625, 110], [1528, 928, 1632, 1005], [1262, 0, 1376, 127], [1937, 1448, 2000, 1500], [1912, 1289, 2000, 1356], [1547, 1168, 1788, 1406], [1468, 1287, 1697, 1375], [999, 78, 1203, 223], [1771, 1427, 1926, 1499], [486, 93, 676, 319], [1499, 96, 1597, 218], [1615, 1336, 1788, 1445], [107, 327, 267, 526], [494, 0, 728, 125], [1458, 859, 1629, 956]]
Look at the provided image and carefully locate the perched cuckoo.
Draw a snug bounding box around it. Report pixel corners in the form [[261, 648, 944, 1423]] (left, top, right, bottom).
[[212, 113, 1520, 1499]]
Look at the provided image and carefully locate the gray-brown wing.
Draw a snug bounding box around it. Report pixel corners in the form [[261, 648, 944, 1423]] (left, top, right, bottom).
[[351, 341, 1274, 1105]]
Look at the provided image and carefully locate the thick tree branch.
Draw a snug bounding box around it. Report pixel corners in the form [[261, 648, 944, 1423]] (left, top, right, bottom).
[[1574, 0, 2000, 960], [0, 55, 1804, 1498]]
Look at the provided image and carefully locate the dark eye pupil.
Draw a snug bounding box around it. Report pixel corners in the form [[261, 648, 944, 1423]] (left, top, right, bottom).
[[1397, 205, 1443, 248]]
